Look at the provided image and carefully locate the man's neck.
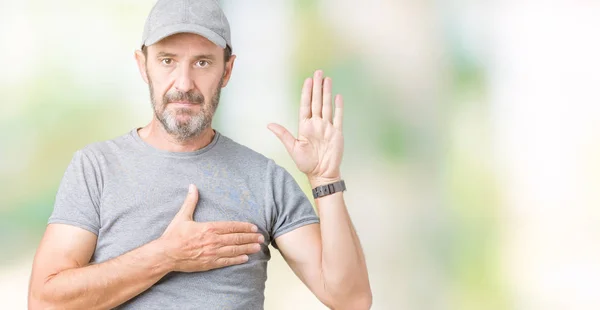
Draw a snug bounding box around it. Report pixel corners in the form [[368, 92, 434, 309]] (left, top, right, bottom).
[[137, 119, 215, 153]]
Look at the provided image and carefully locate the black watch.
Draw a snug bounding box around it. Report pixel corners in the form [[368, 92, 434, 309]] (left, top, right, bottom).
[[312, 180, 346, 199]]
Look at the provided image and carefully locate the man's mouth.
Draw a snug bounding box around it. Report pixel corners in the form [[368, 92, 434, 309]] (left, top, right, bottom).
[[169, 101, 199, 106]]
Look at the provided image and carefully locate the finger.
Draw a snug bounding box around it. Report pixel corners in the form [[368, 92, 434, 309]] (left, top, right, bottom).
[[333, 94, 344, 130], [311, 70, 323, 118], [300, 78, 312, 121], [267, 123, 296, 156], [211, 221, 259, 234], [217, 244, 261, 258], [219, 233, 264, 245], [214, 255, 249, 268], [175, 184, 199, 221], [322, 77, 333, 123]]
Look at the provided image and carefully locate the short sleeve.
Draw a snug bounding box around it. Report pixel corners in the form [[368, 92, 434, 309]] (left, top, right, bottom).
[[48, 150, 102, 235], [267, 160, 320, 249]]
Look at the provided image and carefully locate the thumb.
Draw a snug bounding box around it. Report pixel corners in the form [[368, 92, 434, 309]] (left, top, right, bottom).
[[267, 123, 296, 156], [174, 184, 199, 221]]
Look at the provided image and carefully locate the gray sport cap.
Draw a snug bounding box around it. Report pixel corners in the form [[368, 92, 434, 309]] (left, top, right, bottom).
[[141, 0, 231, 50]]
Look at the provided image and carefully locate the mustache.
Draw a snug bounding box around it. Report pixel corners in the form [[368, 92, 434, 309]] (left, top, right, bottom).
[[163, 91, 205, 104]]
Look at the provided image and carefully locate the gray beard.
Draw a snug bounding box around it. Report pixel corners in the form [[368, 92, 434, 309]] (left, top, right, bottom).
[[148, 77, 222, 142]]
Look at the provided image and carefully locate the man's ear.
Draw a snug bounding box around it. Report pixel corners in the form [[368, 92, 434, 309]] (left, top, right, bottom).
[[221, 55, 236, 88], [134, 50, 149, 84]]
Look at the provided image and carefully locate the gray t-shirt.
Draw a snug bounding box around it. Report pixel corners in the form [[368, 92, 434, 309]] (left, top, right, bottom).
[[48, 128, 320, 310]]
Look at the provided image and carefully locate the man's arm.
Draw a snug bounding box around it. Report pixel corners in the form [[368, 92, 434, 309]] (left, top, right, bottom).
[[29, 184, 263, 309], [29, 224, 172, 310], [275, 191, 371, 310], [268, 70, 372, 309]]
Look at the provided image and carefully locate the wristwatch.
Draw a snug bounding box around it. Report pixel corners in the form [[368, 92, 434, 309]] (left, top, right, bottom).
[[312, 180, 346, 199]]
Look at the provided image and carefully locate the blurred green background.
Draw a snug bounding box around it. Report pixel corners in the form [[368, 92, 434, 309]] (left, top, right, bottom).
[[2, 1, 600, 309]]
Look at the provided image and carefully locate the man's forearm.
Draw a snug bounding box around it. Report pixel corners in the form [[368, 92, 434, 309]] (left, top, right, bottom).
[[31, 239, 172, 310], [314, 189, 372, 308]]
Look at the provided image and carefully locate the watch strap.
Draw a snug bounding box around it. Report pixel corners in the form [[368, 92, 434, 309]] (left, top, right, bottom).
[[312, 180, 346, 199]]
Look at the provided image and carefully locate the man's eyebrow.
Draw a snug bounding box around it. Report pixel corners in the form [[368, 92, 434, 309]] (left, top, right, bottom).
[[191, 54, 217, 60], [156, 51, 176, 58], [155, 52, 216, 60]]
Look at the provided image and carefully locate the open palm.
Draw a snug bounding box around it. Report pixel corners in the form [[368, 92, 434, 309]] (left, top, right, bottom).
[[268, 70, 344, 185]]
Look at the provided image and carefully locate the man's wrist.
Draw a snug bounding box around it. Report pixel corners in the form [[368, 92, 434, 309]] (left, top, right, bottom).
[[147, 238, 176, 274], [311, 179, 346, 199], [308, 176, 342, 188]]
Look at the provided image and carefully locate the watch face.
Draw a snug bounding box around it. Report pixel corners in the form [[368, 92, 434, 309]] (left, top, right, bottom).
[[313, 180, 345, 198]]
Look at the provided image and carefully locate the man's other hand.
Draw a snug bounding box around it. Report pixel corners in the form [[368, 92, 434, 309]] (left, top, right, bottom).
[[158, 184, 264, 272]]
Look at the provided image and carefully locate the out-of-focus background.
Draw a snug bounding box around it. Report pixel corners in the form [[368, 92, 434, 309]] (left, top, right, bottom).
[[1, 0, 600, 309]]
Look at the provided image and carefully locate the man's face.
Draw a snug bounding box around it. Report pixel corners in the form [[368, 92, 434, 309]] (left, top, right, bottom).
[[137, 33, 234, 141]]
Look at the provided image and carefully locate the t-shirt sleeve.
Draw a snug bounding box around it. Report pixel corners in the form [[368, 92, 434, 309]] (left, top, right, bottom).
[[48, 149, 102, 235], [267, 160, 320, 249]]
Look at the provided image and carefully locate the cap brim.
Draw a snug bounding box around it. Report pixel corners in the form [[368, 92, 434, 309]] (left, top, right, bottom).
[[142, 23, 227, 49]]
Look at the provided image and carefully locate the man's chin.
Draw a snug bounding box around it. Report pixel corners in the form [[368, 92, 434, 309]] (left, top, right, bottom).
[[164, 126, 201, 140], [164, 120, 206, 138], [165, 105, 197, 114], [163, 109, 198, 121]]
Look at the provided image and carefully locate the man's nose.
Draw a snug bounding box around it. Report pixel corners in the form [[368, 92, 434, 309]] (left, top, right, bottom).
[[174, 66, 193, 93]]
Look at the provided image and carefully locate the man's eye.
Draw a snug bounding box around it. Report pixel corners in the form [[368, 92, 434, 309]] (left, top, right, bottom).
[[196, 60, 209, 68], [161, 58, 173, 65]]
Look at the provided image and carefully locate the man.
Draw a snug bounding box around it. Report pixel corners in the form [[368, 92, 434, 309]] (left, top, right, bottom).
[[28, 0, 371, 309]]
